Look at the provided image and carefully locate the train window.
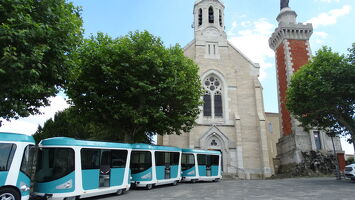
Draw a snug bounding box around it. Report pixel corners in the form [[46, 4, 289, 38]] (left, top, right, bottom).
[[0, 143, 16, 171], [81, 149, 100, 169], [20, 145, 36, 177], [171, 152, 179, 165], [155, 152, 179, 166], [155, 152, 165, 166], [35, 148, 75, 183], [111, 150, 128, 168], [211, 155, 219, 165], [181, 154, 195, 171], [130, 151, 152, 174], [197, 154, 207, 165], [206, 155, 212, 167]]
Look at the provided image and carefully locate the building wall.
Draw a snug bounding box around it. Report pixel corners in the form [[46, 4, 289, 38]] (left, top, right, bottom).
[[265, 112, 281, 173]]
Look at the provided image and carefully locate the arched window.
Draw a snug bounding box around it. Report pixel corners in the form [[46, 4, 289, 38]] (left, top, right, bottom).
[[219, 9, 222, 27], [203, 75, 223, 117], [208, 6, 214, 23], [198, 8, 203, 26]]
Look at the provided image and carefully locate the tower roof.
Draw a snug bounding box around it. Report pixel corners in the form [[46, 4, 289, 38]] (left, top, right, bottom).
[[195, 0, 224, 6]]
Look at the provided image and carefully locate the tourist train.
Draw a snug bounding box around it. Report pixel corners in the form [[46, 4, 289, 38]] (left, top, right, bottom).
[[130, 144, 182, 189], [181, 149, 222, 182], [0, 133, 36, 200], [33, 137, 132, 200], [0, 132, 222, 200]]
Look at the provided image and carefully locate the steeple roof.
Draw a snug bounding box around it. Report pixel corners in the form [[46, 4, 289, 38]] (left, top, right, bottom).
[[194, 0, 224, 6]]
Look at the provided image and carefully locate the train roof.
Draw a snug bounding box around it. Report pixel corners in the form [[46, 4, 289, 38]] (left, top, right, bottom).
[[0, 132, 35, 143], [39, 137, 131, 149], [182, 148, 221, 155], [131, 143, 181, 152]]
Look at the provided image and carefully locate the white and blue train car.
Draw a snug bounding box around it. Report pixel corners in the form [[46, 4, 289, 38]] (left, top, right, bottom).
[[130, 144, 181, 189], [33, 137, 132, 200], [181, 149, 222, 182], [0, 132, 36, 200]]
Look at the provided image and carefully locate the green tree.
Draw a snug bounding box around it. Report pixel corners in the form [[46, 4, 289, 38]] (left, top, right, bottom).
[[286, 45, 355, 157], [33, 107, 88, 143], [67, 31, 202, 143], [0, 0, 83, 126], [33, 107, 153, 143]]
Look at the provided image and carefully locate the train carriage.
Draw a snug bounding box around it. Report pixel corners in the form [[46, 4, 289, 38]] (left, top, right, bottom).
[[0, 132, 36, 200], [33, 137, 131, 200], [181, 149, 222, 182], [130, 144, 181, 189]]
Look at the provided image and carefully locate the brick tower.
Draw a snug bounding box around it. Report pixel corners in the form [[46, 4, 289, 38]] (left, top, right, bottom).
[[269, 1, 343, 170], [269, 3, 314, 165]]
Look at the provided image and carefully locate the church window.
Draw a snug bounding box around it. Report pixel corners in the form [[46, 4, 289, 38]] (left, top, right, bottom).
[[203, 93, 212, 116], [208, 6, 214, 23], [219, 9, 222, 27], [211, 139, 217, 146], [206, 42, 218, 58], [268, 122, 273, 133], [203, 75, 223, 118], [214, 94, 222, 116], [198, 8, 203, 26]]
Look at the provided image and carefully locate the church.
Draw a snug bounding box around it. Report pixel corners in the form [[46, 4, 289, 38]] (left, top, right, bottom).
[[158, 0, 343, 179]]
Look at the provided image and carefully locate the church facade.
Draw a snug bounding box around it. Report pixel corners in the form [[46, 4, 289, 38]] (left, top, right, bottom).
[[158, 0, 273, 179], [158, 0, 343, 179]]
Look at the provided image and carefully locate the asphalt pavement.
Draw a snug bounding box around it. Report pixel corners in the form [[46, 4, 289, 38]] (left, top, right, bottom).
[[88, 177, 355, 200]]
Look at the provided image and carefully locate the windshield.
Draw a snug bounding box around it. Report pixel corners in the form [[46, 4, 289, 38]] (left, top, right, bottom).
[[20, 145, 37, 178], [35, 148, 75, 183], [0, 143, 16, 171]]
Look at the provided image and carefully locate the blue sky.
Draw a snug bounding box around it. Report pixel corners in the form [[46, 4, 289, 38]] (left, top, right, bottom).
[[1, 0, 354, 154]]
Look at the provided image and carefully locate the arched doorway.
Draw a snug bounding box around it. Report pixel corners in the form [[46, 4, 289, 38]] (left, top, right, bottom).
[[199, 126, 229, 173]]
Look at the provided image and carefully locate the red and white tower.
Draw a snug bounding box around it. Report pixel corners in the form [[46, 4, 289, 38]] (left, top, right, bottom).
[[269, 2, 343, 169], [269, 6, 313, 137], [269, 4, 314, 165]]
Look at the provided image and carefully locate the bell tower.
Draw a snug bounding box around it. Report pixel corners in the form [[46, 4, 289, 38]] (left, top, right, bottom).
[[193, 0, 227, 59], [193, 0, 225, 34]]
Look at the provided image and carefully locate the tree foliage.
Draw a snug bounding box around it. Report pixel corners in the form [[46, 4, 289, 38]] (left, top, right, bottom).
[[33, 107, 88, 143], [0, 0, 83, 126], [33, 107, 152, 143], [286, 46, 355, 142], [66, 31, 202, 142]]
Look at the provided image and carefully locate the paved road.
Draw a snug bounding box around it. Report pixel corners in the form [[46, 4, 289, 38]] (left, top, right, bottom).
[[89, 177, 354, 200]]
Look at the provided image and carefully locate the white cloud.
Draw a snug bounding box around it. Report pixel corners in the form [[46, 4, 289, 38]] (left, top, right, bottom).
[[0, 95, 70, 135], [228, 18, 275, 81], [307, 5, 352, 28], [313, 31, 329, 44]]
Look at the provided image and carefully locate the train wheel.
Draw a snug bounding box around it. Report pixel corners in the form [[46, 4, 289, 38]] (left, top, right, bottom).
[[214, 178, 220, 182], [116, 189, 124, 195], [0, 188, 20, 200], [145, 184, 153, 190], [172, 181, 178, 186], [191, 179, 197, 183]]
